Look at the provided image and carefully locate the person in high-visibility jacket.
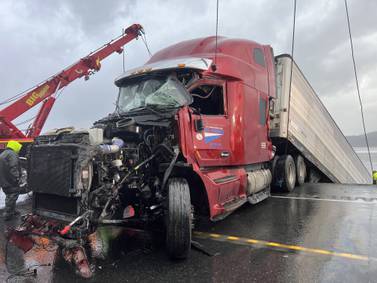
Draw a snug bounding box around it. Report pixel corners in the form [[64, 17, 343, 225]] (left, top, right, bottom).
[[373, 170, 377, 185], [0, 141, 29, 220]]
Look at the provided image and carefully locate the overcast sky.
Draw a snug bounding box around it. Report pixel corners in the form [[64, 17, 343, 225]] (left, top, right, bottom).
[[1, 0, 376, 136]]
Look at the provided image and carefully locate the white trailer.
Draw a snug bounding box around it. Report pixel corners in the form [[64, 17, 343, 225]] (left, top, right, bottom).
[[270, 55, 371, 185]]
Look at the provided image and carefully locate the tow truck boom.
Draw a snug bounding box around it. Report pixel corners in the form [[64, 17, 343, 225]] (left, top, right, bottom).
[[0, 23, 143, 143]]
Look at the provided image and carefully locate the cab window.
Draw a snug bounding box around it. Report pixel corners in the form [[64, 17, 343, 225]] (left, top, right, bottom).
[[189, 84, 224, 115]]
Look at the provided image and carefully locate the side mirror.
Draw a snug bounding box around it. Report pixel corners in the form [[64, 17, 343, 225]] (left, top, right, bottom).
[[194, 119, 204, 132]]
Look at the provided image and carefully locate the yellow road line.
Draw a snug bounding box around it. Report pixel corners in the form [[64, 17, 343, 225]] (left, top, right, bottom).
[[193, 231, 371, 261]]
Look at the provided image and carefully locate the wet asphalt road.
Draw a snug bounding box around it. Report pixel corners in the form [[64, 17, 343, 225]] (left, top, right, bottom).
[[2, 183, 377, 282]]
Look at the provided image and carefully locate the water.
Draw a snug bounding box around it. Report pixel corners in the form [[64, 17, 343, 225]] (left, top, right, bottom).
[[353, 147, 377, 172]]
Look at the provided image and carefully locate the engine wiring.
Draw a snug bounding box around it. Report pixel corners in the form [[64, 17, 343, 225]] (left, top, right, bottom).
[[191, 86, 216, 100]]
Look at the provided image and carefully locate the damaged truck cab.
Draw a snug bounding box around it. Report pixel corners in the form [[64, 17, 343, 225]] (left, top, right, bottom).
[[168, 38, 276, 220], [24, 37, 277, 267]]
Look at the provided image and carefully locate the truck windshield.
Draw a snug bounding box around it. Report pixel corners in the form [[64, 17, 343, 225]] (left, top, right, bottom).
[[117, 76, 192, 113]]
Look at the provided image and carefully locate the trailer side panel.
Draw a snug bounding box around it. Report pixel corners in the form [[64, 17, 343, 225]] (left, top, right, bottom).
[[270, 55, 370, 184]]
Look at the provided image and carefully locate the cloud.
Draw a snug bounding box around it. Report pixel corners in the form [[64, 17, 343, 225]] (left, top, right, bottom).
[[0, 0, 376, 135]]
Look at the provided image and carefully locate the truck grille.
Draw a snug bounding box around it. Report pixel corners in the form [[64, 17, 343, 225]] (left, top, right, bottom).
[[28, 144, 88, 218], [29, 145, 76, 197]]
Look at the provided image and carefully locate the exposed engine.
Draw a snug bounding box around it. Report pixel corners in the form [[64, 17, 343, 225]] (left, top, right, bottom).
[[9, 71, 200, 278], [28, 114, 179, 239]]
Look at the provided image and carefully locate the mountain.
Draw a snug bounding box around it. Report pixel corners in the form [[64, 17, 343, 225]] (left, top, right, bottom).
[[346, 131, 377, 147]]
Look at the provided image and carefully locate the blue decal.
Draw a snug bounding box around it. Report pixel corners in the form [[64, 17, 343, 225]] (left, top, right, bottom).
[[204, 127, 224, 144]]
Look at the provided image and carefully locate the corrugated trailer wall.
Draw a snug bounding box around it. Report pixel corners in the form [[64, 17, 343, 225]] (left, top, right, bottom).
[[270, 55, 371, 184]]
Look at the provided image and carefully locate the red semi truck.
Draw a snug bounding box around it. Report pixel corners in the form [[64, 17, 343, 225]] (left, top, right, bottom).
[[12, 34, 370, 277]]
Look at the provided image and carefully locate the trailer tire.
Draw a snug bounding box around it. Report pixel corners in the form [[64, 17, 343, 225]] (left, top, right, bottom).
[[275, 155, 296, 192], [295, 155, 306, 186], [166, 178, 192, 259]]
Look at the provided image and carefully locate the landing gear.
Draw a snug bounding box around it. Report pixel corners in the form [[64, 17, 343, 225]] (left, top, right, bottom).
[[274, 155, 296, 192], [295, 155, 306, 186], [166, 178, 192, 259]]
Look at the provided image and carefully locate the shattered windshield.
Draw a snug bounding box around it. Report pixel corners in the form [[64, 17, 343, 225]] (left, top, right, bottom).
[[117, 76, 193, 113]]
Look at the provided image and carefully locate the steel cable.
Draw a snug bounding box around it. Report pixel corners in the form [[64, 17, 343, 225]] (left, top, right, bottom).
[[0, 88, 32, 106], [284, 0, 297, 155], [15, 116, 36, 127], [344, 0, 374, 172], [141, 33, 152, 58], [214, 0, 220, 67], [122, 28, 126, 72]]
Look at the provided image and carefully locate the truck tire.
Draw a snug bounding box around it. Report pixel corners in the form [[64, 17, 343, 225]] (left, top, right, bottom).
[[275, 155, 296, 192], [166, 178, 192, 259], [295, 155, 306, 186]]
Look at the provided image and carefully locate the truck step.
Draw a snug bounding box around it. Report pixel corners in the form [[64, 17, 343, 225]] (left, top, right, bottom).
[[248, 188, 270, 204]]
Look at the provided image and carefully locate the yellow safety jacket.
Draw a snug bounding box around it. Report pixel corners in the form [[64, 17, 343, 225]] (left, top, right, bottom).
[[373, 171, 377, 184]]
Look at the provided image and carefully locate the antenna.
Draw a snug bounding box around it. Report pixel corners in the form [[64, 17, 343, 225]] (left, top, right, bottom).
[[211, 0, 220, 72], [122, 28, 126, 73]]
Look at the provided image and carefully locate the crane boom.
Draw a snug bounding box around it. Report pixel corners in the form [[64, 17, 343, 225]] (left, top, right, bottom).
[[0, 23, 143, 143]]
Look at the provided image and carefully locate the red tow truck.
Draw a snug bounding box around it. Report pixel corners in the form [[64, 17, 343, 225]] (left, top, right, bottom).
[[0, 24, 144, 150]]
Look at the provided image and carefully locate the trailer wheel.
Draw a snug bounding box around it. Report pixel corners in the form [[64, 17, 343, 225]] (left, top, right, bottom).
[[295, 155, 306, 186], [275, 155, 296, 192], [166, 178, 192, 259]]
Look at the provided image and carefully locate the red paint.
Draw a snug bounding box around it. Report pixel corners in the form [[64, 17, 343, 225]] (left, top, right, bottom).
[[59, 225, 72, 236], [160, 37, 275, 220]]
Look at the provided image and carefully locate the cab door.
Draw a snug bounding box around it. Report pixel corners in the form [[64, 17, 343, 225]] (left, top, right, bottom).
[[248, 46, 271, 163], [188, 79, 231, 168]]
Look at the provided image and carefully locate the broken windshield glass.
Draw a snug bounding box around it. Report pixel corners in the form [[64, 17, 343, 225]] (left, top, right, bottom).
[[117, 76, 192, 113]]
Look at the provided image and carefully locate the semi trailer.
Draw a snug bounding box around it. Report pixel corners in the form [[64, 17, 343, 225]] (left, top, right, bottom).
[[271, 55, 370, 185], [10, 34, 371, 277]]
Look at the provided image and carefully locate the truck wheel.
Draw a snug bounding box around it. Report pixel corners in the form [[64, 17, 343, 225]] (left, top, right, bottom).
[[166, 178, 192, 259], [295, 155, 306, 186], [275, 155, 296, 192]]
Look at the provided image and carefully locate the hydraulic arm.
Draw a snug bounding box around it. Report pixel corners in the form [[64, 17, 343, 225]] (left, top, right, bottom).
[[0, 24, 143, 143]]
